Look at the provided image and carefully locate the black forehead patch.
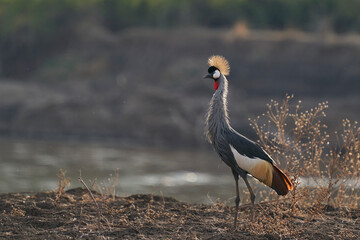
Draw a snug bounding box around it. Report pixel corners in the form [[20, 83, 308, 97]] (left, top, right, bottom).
[[208, 66, 218, 73]]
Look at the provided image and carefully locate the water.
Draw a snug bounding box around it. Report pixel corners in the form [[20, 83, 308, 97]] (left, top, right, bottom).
[[1, 139, 358, 204], [0, 139, 240, 203]]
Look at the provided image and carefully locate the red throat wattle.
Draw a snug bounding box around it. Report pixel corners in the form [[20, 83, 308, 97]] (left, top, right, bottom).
[[214, 80, 219, 90]]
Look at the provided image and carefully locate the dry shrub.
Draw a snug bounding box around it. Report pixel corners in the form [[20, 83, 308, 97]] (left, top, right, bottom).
[[56, 168, 71, 199], [228, 21, 249, 39], [249, 95, 359, 209], [239, 95, 359, 237], [93, 168, 121, 201]]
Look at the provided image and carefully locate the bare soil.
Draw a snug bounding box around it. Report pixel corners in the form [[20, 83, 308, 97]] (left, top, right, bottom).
[[0, 188, 359, 239]]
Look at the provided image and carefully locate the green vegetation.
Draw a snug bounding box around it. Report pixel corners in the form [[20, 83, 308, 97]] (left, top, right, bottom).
[[2, 0, 360, 34], [1, 0, 360, 76]]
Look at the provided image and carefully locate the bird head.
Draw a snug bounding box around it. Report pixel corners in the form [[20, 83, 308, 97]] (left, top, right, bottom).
[[204, 55, 230, 90]]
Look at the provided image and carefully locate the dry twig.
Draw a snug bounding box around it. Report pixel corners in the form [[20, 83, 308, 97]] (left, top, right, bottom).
[[78, 169, 110, 231]]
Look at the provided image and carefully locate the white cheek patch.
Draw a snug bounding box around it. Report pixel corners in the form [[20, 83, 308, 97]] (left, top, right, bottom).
[[213, 70, 220, 79]]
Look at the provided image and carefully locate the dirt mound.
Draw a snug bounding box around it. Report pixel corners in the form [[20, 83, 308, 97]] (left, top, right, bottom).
[[0, 188, 358, 239]]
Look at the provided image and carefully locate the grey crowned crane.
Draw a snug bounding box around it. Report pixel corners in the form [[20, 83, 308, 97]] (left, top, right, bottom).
[[204, 55, 293, 228]]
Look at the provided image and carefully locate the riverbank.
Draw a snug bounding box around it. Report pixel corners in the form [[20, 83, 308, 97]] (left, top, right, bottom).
[[0, 187, 358, 239], [1, 27, 359, 149]]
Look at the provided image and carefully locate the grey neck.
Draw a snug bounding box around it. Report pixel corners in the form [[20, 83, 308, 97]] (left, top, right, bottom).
[[205, 74, 231, 145]]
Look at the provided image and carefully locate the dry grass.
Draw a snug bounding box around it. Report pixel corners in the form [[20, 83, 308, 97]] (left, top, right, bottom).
[[242, 94, 360, 236], [44, 95, 359, 238], [55, 168, 71, 199], [2, 186, 358, 239], [249, 95, 359, 208]]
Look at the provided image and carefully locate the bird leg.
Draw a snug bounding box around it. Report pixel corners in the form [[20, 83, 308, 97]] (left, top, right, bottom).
[[232, 171, 240, 229], [242, 175, 256, 222]]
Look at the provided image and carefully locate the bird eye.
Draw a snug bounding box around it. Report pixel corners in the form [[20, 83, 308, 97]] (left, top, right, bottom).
[[213, 70, 220, 79]]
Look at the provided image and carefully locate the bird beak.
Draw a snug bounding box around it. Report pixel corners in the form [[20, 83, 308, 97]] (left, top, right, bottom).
[[204, 73, 212, 79]]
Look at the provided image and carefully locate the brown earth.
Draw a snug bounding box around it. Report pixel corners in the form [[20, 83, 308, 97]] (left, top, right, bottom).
[[0, 188, 359, 239]]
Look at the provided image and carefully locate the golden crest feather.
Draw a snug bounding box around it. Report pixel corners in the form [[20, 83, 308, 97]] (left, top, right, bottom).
[[208, 55, 230, 76]]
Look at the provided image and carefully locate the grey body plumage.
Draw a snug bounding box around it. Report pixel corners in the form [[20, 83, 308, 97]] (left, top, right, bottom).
[[204, 55, 293, 228], [205, 72, 271, 175], [205, 74, 236, 169]]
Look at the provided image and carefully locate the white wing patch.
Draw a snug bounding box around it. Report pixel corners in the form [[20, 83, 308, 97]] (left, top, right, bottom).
[[230, 145, 262, 173], [230, 144, 274, 186]]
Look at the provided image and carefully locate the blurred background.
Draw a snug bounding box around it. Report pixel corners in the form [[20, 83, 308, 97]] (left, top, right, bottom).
[[0, 0, 359, 203]]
